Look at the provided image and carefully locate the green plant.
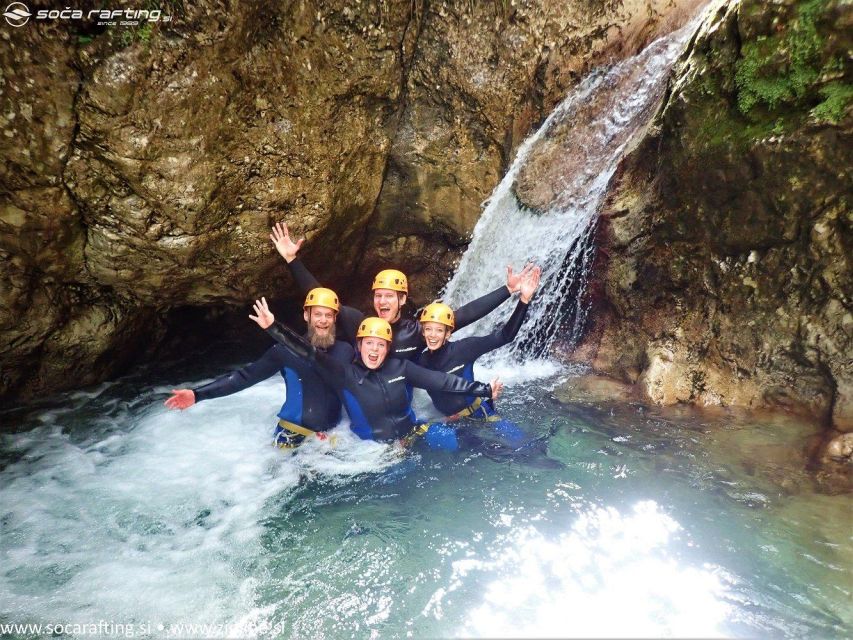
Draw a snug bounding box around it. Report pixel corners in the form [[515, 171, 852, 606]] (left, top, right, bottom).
[[811, 82, 853, 123], [734, 0, 828, 117]]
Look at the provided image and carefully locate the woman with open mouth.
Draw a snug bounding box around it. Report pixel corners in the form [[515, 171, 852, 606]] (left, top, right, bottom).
[[250, 299, 503, 444], [416, 266, 541, 450]]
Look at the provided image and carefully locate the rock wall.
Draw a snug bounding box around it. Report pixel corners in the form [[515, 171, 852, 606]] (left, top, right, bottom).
[[567, 0, 851, 462], [0, 0, 696, 402]]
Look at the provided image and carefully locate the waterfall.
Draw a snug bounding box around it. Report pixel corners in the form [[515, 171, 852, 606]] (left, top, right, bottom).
[[442, 19, 699, 360]]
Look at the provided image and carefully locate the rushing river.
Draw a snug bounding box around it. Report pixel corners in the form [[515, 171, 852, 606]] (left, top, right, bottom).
[[3, 4, 850, 638], [0, 356, 850, 639]]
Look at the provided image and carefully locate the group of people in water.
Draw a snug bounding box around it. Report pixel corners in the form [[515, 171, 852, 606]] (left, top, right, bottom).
[[165, 222, 541, 452]]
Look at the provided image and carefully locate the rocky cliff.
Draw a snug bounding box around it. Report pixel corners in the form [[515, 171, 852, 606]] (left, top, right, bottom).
[[0, 0, 697, 402], [556, 0, 851, 472]]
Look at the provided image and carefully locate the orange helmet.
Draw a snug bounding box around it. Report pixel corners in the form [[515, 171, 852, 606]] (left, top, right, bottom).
[[372, 269, 408, 293], [419, 302, 455, 329], [356, 317, 393, 341], [303, 287, 340, 312]]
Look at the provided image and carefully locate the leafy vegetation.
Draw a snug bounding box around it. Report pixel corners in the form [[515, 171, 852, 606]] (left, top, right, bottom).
[[734, 0, 850, 124]]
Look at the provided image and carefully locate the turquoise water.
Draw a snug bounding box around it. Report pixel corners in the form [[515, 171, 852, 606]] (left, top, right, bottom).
[[0, 363, 850, 638]]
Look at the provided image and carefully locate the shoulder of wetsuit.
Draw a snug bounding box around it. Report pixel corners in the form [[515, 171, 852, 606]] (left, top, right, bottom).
[[380, 357, 407, 377], [399, 314, 419, 328], [394, 316, 422, 340], [325, 340, 355, 362]]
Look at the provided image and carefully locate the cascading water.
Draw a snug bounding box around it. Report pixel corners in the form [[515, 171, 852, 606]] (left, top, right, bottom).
[[1, 4, 851, 638], [442, 23, 695, 359]]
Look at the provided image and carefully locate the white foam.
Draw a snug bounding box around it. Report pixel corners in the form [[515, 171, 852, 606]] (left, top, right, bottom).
[[0, 375, 396, 628]]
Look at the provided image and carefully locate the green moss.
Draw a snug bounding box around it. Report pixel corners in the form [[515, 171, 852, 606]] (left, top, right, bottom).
[[734, 0, 830, 119], [811, 82, 853, 123]]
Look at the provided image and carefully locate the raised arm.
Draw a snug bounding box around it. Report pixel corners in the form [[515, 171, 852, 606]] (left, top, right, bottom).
[[270, 222, 322, 293], [402, 360, 502, 400], [453, 263, 534, 330], [452, 265, 540, 361], [250, 297, 347, 387], [451, 300, 530, 363], [270, 223, 364, 340]]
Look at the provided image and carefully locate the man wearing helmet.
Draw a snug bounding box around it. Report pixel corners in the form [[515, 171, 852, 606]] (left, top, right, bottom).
[[250, 299, 503, 443], [270, 222, 532, 361], [164, 288, 354, 449]]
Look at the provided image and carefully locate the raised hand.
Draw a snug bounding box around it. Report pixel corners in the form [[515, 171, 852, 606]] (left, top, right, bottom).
[[249, 297, 275, 329], [270, 222, 304, 263], [519, 265, 541, 304], [164, 389, 195, 410], [489, 377, 504, 401], [506, 263, 535, 294]]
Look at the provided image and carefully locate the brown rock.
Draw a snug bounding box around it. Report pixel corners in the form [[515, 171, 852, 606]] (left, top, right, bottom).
[[571, 0, 852, 442], [1, 1, 707, 401]]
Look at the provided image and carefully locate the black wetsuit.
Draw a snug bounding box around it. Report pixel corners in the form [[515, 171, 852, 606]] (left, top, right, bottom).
[[192, 339, 354, 432], [286, 258, 511, 360], [420, 299, 529, 416], [265, 322, 493, 442]]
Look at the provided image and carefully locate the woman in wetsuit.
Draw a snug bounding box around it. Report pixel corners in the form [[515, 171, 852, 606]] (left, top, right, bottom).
[[249, 299, 503, 443], [417, 266, 541, 449]]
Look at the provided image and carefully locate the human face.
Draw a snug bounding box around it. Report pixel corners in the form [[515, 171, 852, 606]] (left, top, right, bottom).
[[304, 306, 336, 348], [422, 321, 450, 351], [359, 336, 389, 369], [373, 288, 405, 323]]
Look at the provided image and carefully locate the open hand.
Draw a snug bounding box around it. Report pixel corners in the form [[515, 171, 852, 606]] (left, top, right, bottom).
[[520, 265, 542, 303], [506, 263, 534, 294], [249, 297, 275, 329], [270, 222, 304, 263], [489, 377, 504, 401], [164, 389, 195, 410]]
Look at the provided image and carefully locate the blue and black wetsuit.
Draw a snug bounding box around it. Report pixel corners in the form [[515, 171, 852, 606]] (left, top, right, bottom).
[[192, 339, 354, 447], [265, 322, 493, 443], [420, 299, 529, 416], [418, 299, 529, 450], [285, 258, 511, 360]]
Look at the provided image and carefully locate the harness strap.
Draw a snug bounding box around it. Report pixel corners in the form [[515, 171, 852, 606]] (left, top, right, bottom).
[[277, 419, 317, 438], [447, 397, 484, 421], [400, 422, 431, 448], [447, 398, 502, 422], [274, 419, 330, 449]]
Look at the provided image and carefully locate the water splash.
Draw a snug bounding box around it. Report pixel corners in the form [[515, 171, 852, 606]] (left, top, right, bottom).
[[0, 377, 400, 629]]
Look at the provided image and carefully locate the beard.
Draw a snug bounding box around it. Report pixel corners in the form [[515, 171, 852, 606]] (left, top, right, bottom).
[[308, 323, 336, 349]]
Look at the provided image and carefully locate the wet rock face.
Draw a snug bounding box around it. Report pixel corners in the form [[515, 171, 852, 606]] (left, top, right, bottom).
[[0, 0, 700, 402], [2, 2, 413, 401], [365, 0, 705, 299], [572, 0, 852, 436]]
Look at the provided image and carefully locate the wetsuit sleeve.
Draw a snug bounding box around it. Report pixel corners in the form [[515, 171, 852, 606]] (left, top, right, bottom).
[[286, 258, 323, 294], [453, 300, 529, 362], [453, 286, 511, 331], [266, 322, 316, 359], [402, 360, 492, 397], [338, 305, 365, 341], [265, 322, 346, 389], [193, 345, 289, 402]]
